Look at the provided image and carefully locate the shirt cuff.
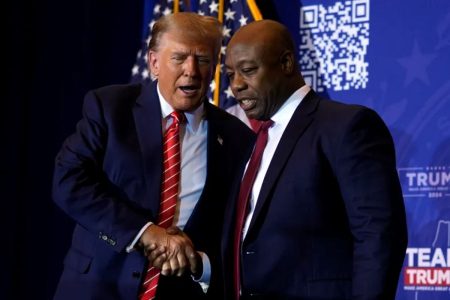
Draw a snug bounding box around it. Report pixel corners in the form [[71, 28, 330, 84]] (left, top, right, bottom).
[[192, 251, 211, 293], [125, 222, 153, 253]]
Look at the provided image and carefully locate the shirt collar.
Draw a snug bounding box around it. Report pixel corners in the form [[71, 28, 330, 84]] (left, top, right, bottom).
[[271, 85, 311, 126], [157, 83, 205, 133]]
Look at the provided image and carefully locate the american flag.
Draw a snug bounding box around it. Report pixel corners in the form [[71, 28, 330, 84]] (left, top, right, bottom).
[[130, 0, 262, 127]]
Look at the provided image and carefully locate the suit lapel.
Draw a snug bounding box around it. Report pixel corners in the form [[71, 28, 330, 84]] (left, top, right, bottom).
[[133, 81, 163, 213], [204, 102, 223, 190], [246, 91, 320, 238]]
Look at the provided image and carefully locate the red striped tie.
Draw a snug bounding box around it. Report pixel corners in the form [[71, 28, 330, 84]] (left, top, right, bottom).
[[139, 111, 184, 300], [232, 120, 273, 300]]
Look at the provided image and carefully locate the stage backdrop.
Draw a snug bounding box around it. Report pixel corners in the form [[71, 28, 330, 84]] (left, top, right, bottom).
[[272, 1, 450, 299], [132, 1, 450, 299]]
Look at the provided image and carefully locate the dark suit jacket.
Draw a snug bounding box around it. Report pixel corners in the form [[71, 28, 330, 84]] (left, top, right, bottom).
[[52, 81, 255, 300], [221, 91, 408, 300]]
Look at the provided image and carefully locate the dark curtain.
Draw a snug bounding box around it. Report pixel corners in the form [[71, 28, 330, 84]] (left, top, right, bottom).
[[3, 1, 275, 299], [4, 1, 142, 299]]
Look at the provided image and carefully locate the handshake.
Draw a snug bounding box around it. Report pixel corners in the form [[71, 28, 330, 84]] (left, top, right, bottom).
[[138, 224, 202, 278]]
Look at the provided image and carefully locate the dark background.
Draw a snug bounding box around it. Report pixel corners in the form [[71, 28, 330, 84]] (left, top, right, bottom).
[[4, 1, 276, 299]]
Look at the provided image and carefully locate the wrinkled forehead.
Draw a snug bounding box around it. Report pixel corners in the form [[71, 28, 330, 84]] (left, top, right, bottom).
[[159, 30, 216, 55]]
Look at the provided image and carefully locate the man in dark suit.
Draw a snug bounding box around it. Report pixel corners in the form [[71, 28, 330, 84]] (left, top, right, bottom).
[[52, 13, 254, 300], [222, 20, 408, 300]]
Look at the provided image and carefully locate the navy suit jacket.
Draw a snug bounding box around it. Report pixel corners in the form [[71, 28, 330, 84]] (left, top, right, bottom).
[[221, 91, 408, 300], [52, 81, 255, 300]]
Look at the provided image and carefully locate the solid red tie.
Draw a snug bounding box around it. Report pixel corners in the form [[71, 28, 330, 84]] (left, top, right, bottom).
[[232, 120, 273, 300], [139, 111, 184, 300]]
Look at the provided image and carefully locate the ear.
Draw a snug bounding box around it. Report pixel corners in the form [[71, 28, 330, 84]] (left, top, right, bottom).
[[148, 50, 159, 78], [280, 50, 295, 75]]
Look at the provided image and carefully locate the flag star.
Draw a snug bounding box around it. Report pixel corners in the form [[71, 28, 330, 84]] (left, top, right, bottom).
[[224, 8, 236, 21], [222, 26, 231, 38], [224, 86, 235, 99], [221, 46, 226, 55], [197, 10, 205, 16], [231, 0, 238, 3], [200, 0, 207, 4], [142, 69, 149, 79], [210, 80, 216, 92], [209, 1, 218, 13], [163, 7, 172, 15], [397, 40, 437, 86], [136, 50, 142, 58], [132, 65, 139, 76], [239, 15, 248, 26], [153, 4, 161, 14]]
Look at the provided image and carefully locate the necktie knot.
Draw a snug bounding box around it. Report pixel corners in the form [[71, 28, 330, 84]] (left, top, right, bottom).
[[170, 111, 185, 126], [259, 119, 274, 133]]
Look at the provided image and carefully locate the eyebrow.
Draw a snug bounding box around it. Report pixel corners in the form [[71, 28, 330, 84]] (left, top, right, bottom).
[[171, 49, 210, 56], [228, 58, 255, 68]]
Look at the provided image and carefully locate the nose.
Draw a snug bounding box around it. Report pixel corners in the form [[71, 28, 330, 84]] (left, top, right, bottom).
[[183, 56, 199, 77], [230, 72, 247, 93]]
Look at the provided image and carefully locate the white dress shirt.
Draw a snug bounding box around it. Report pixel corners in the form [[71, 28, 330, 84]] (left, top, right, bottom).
[[242, 85, 311, 239], [159, 88, 208, 229]]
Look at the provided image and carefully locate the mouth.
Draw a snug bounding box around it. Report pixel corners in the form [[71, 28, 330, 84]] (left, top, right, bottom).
[[178, 85, 200, 96], [237, 98, 257, 111]]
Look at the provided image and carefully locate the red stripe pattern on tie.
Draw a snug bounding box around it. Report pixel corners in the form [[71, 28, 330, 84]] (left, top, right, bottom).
[[232, 120, 273, 300], [139, 111, 184, 300]]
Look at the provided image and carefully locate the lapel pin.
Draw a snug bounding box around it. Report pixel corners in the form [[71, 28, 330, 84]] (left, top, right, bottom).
[[217, 135, 223, 145]]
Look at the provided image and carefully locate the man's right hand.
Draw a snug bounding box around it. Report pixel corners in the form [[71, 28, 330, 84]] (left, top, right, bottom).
[[139, 225, 198, 277]]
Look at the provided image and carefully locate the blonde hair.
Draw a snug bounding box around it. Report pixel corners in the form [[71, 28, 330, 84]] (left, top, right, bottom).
[[149, 12, 222, 60]]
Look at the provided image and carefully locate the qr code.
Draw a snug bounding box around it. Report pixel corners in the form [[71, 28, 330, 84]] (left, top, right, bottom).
[[299, 0, 370, 92]]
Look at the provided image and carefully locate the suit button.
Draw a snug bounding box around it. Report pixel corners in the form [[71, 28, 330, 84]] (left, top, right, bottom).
[[132, 271, 141, 278], [245, 251, 255, 255]]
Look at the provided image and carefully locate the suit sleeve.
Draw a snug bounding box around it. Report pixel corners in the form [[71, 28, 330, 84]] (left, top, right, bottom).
[[334, 108, 408, 300], [52, 90, 149, 252]]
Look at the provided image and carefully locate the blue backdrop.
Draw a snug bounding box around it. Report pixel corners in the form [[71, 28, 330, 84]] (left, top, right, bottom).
[[271, 1, 450, 299]]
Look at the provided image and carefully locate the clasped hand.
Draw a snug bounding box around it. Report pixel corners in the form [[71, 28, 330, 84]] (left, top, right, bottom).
[[139, 225, 200, 277]]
